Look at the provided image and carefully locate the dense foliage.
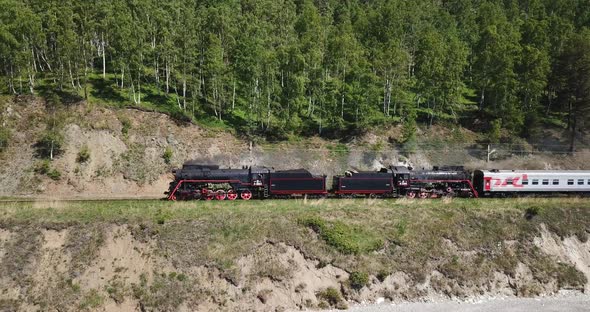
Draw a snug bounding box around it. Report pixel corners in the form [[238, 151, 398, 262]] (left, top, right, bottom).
[[0, 0, 589, 145]]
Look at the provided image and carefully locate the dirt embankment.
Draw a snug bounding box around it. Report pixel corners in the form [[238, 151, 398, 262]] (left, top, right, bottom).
[[1, 96, 589, 199], [0, 199, 589, 311], [0, 221, 588, 311]]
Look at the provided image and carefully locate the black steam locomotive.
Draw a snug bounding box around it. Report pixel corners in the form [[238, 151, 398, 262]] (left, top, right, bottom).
[[166, 161, 326, 200], [165, 162, 476, 200]]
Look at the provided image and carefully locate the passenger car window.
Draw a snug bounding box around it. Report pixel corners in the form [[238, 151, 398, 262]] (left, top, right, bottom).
[[568, 179, 574, 185], [532, 179, 539, 185], [578, 179, 584, 185], [542, 179, 549, 185], [522, 179, 528, 185], [506, 179, 513, 185], [552, 179, 559, 185]]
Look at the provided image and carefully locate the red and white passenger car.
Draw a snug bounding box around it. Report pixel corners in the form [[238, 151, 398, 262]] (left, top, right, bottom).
[[473, 170, 590, 196]]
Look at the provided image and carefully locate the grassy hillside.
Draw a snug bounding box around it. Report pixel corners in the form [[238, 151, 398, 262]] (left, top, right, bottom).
[[0, 198, 588, 311]]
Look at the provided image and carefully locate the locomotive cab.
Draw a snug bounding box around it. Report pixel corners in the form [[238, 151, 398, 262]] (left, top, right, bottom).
[[391, 166, 411, 187]]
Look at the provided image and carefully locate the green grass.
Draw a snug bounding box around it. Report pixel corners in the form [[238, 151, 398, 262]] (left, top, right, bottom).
[[299, 216, 383, 254]]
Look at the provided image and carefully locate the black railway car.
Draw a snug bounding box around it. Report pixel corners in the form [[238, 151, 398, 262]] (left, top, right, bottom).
[[269, 169, 327, 197], [331, 166, 410, 197], [332, 170, 394, 197]]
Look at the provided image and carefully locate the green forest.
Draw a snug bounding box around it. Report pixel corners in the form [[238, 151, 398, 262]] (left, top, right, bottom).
[[0, 0, 589, 146]]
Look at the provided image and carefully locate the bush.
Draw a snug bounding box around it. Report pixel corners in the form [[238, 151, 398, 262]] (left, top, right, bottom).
[[401, 108, 417, 144], [163, 146, 173, 164], [169, 110, 192, 123], [349, 271, 369, 290], [48, 168, 62, 180], [0, 128, 10, 152], [376, 270, 389, 282], [525, 206, 541, 220], [35, 160, 51, 175], [46, 92, 63, 109], [35, 160, 62, 180], [488, 118, 502, 143], [35, 131, 64, 159], [299, 216, 384, 254], [77, 145, 90, 163], [119, 116, 131, 136], [316, 287, 345, 308]]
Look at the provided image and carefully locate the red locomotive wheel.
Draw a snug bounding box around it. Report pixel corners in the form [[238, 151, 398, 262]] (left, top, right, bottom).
[[227, 189, 238, 200], [240, 190, 252, 200], [215, 189, 227, 200], [205, 189, 215, 200], [406, 191, 416, 199], [419, 192, 428, 199]]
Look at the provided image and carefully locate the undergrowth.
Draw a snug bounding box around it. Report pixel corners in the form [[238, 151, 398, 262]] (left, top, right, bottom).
[[299, 216, 384, 254]]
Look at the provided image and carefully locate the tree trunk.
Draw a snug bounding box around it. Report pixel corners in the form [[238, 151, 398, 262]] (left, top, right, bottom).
[[569, 111, 577, 153], [267, 84, 271, 129], [429, 98, 436, 127], [120, 67, 124, 89], [182, 74, 186, 111], [102, 33, 106, 78], [341, 93, 345, 119], [137, 69, 141, 104], [31, 47, 37, 73], [232, 80, 236, 110], [69, 60, 76, 90], [165, 59, 170, 93], [479, 87, 485, 111], [9, 65, 16, 94], [83, 62, 88, 100], [28, 73, 34, 94]]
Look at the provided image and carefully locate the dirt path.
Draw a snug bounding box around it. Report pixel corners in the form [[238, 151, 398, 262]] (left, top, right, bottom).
[[340, 292, 590, 312]]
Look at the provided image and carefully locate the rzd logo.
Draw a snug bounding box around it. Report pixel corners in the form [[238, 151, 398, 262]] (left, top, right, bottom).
[[491, 174, 528, 188]]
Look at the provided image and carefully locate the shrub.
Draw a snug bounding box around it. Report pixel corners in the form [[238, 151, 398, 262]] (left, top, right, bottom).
[[488, 118, 502, 143], [401, 108, 417, 144], [34, 160, 51, 175], [0, 128, 10, 152], [299, 216, 384, 254], [317, 287, 341, 306], [120, 116, 131, 136], [169, 110, 192, 123], [77, 145, 90, 163], [46, 92, 63, 109], [525, 206, 541, 220], [79, 289, 104, 309], [47, 168, 62, 180], [376, 270, 389, 282], [163, 146, 173, 164], [35, 160, 61, 180], [348, 271, 369, 290], [35, 131, 64, 159]]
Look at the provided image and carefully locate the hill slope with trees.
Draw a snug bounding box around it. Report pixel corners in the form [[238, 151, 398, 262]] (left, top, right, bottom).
[[0, 0, 589, 148]]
